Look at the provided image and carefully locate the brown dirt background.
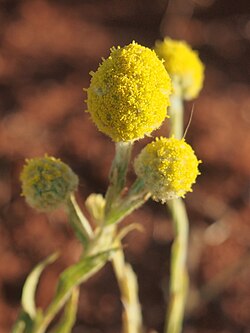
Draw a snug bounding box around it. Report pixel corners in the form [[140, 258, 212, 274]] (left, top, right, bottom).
[[0, 0, 250, 332]]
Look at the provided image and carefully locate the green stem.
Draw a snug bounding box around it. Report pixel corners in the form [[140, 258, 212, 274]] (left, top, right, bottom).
[[30, 195, 95, 333], [104, 141, 144, 333], [48, 287, 79, 333], [112, 239, 143, 333], [33, 251, 110, 333], [169, 82, 184, 140], [165, 199, 189, 333], [165, 89, 189, 333], [105, 141, 133, 217], [105, 178, 150, 226]]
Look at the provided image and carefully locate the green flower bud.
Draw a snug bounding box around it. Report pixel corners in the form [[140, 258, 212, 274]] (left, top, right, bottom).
[[20, 156, 78, 212]]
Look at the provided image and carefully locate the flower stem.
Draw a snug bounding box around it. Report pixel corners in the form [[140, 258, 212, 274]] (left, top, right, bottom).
[[105, 178, 150, 226], [112, 238, 143, 333], [104, 141, 144, 333], [165, 198, 189, 333], [33, 251, 110, 333], [48, 287, 79, 333], [165, 90, 189, 333], [169, 81, 184, 140], [105, 141, 133, 217]]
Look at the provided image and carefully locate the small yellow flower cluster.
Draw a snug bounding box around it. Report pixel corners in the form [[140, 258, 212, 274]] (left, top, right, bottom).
[[87, 42, 172, 142], [20, 40, 203, 213], [134, 137, 201, 202], [155, 38, 204, 100], [20, 156, 78, 212]]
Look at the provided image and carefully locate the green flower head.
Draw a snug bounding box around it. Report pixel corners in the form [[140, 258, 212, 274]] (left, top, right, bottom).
[[155, 38, 204, 100], [134, 137, 201, 202], [86, 41, 172, 142], [20, 155, 79, 212]]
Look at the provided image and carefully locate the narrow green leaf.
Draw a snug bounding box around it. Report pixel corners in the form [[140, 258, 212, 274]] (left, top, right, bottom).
[[49, 288, 79, 333], [34, 249, 114, 333], [22, 252, 59, 319], [11, 311, 33, 333], [51, 250, 112, 309], [67, 194, 93, 247]]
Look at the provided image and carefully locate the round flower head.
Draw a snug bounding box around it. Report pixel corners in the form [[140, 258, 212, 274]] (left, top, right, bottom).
[[154, 38, 204, 100], [86, 42, 172, 142], [134, 137, 201, 202], [20, 156, 79, 212]]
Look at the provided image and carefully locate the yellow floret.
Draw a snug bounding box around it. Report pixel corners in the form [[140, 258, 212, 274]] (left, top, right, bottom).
[[134, 137, 201, 202], [86, 41, 172, 142], [20, 155, 78, 212], [155, 38, 204, 100]]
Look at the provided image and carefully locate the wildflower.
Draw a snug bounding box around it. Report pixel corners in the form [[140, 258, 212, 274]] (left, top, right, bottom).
[[86, 42, 172, 142], [154, 38, 204, 100], [20, 155, 78, 212], [134, 137, 201, 202]]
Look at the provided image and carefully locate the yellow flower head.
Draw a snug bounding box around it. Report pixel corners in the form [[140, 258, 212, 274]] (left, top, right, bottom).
[[154, 38, 204, 100], [86, 42, 172, 142], [20, 156, 78, 212], [134, 137, 201, 202]]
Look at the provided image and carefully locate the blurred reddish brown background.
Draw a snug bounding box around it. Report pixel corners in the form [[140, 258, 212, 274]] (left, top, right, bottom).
[[0, 0, 250, 332]]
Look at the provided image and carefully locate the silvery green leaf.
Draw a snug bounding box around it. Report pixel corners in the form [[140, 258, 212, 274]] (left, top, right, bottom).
[[34, 249, 115, 333], [21, 252, 59, 319]]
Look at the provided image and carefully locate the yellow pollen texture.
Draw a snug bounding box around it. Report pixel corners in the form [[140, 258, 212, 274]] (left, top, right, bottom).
[[86, 42, 172, 142], [155, 38, 204, 100], [134, 137, 201, 202]]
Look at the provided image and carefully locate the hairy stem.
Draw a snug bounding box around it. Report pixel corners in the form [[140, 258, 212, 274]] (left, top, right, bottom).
[[169, 89, 183, 140], [165, 198, 189, 333], [165, 90, 189, 333], [104, 141, 144, 333], [112, 239, 143, 333], [105, 178, 150, 226], [105, 141, 133, 217]]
